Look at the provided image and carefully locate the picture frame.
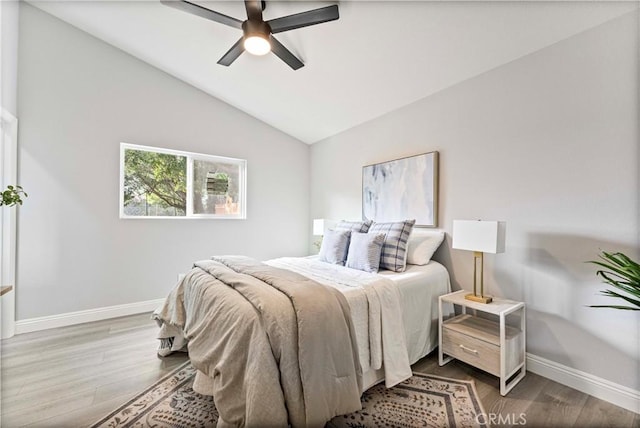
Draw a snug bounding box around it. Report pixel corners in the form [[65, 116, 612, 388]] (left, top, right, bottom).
[[362, 151, 439, 227]]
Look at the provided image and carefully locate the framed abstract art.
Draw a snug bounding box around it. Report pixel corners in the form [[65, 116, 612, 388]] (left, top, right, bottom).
[[362, 151, 439, 227]]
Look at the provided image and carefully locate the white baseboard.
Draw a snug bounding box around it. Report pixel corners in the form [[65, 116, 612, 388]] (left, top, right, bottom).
[[15, 298, 165, 335], [527, 353, 640, 414]]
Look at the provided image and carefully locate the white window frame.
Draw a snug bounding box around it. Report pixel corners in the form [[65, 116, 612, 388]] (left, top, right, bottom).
[[119, 143, 247, 219]]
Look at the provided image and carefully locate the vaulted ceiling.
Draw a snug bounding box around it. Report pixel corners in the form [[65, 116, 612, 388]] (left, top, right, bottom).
[[29, 1, 638, 143]]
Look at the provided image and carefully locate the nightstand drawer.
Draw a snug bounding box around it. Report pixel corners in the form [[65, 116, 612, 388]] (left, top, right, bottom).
[[442, 327, 500, 376]]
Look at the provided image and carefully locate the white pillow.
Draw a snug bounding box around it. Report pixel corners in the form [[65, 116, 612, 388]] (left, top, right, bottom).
[[406, 230, 445, 265]]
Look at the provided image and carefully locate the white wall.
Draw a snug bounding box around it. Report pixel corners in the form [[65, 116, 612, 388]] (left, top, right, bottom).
[[17, 4, 309, 319], [311, 10, 639, 391]]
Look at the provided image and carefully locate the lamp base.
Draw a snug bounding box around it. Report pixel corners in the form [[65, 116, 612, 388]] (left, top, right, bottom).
[[465, 293, 493, 304]]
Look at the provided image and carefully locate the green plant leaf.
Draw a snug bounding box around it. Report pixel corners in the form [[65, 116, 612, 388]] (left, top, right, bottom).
[[592, 258, 638, 281], [598, 289, 640, 306], [0, 185, 27, 207], [588, 305, 640, 311], [588, 250, 640, 311]]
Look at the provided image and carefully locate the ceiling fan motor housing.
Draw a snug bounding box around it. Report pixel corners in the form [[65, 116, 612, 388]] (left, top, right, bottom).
[[242, 20, 271, 40]]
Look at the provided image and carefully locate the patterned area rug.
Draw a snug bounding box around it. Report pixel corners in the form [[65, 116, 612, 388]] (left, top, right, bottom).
[[92, 361, 488, 428]]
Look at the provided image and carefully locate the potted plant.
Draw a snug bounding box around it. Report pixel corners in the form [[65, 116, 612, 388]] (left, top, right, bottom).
[[588, 251, 640, 310], [1, 185, 27, 207]]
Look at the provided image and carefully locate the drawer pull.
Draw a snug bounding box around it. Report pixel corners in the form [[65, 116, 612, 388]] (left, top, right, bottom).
[[459, 344, 478, 354]]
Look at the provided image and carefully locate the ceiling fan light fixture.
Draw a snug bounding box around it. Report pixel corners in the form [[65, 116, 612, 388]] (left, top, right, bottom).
[[244, 35, 271, 55], [242, 20, 271, 56]]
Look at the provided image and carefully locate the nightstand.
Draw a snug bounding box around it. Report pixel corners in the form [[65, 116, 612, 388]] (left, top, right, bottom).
[[438, 290, 526, 395]]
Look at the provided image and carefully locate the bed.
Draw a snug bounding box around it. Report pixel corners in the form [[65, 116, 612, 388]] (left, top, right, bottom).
[[153, 230, 451, 427]]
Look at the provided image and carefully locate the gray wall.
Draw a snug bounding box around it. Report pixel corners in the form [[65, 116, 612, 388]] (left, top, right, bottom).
[[1, 0, 19, 114], [311, 11, 639, 390], [17, 4, 309, 319]]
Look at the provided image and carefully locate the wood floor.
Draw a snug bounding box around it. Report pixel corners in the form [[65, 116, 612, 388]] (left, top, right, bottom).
[[1, 314, 637, 427]]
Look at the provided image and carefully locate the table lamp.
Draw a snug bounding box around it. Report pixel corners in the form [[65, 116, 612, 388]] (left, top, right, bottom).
[[313, 219, 327, 237], [452, 220, 506, 304], [312, 219, 335, 251]]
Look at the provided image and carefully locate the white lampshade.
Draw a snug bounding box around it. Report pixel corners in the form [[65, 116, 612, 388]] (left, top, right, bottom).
[[452, 220, 506, 254], [313, 219, 326, 236], [313, 218, 337, 236]]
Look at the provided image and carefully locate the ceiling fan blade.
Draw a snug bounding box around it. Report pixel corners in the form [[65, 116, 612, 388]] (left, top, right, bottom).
[[160, 0, 243, 29], [217, 38, 245, 66], [270, 36, 304, 70], [244, 0, 263, 22], [268, 5, 339, 34]]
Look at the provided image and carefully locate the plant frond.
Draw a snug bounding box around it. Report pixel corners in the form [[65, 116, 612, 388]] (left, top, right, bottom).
[[598, 290, 640, 309], [599, 273, 640, 296], [588, 250, 640, 311], [588, 305, 640, 311], [599, 251, 640, 276], [596, 269, 634, 284], [614, 253, 640, 269]]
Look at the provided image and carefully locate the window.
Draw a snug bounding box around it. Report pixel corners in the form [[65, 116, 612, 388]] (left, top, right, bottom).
[[120, 143, 246, 219]]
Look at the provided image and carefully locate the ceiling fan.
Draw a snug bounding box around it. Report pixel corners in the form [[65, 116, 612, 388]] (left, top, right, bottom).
[[160, 0, 339, 70]]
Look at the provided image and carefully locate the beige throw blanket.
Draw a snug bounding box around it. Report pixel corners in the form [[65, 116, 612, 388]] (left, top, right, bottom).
[[153, 256, 362, 427], [266, 257, 412, 387]]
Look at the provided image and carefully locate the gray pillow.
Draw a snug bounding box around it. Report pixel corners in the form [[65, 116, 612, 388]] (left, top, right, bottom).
[[368, 219, 416, 272], [335, 220, 373, 233], [318, 229, 351, 265], [346, 232, 385, 273]]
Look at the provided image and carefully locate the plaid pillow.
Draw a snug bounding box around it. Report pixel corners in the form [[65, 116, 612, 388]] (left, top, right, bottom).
[[368, 220, 416, 272], [335, 220, 373, 233]]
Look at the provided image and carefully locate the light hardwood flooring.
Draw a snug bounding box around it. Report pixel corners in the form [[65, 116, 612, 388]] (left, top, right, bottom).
[[1, 314, 188, 427], [1, 313, 638, 427]]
